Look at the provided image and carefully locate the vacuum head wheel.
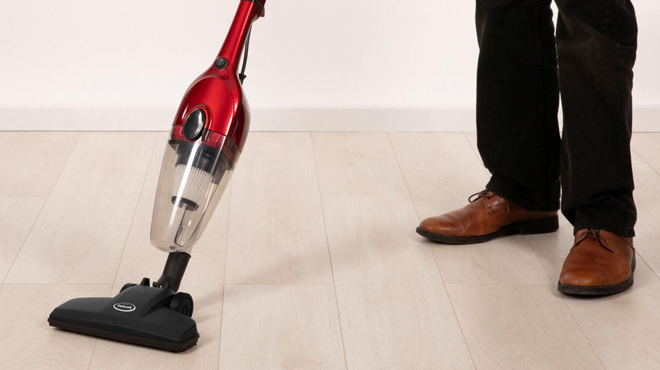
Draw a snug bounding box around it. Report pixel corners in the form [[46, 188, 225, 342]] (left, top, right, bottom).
[[170, 292, 194, 317]]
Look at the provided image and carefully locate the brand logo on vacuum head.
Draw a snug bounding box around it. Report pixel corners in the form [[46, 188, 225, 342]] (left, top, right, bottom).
[[113, 303, 136, 312]]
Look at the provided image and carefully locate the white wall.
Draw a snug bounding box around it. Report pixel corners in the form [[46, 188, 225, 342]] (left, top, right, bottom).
[[0, 0, 659, 128]]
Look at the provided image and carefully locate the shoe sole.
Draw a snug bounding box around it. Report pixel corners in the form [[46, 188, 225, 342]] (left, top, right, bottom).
[[558, 252, 636, 297], [415, 215, 559, 245]]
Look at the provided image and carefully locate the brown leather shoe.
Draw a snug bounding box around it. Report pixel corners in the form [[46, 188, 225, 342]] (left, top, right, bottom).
[[558, 228, 636, 296], [416, 190, 559, 245]]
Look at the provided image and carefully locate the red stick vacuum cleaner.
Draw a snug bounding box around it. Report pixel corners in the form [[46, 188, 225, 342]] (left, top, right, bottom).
[[48, 0, 266, 352]]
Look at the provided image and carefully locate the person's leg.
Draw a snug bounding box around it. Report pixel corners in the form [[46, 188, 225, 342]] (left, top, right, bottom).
[[417, 0, 561, 244], [476, 0, 561, 212], [556, 0, 638, 296], [555, 0, 638, 237]]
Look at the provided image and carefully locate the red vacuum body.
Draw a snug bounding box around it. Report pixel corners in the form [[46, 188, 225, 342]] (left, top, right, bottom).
[[151, 0, 266, 253], [172, 0, 265, 153]]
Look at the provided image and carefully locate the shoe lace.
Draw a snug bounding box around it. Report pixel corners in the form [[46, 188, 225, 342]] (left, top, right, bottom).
[[468, 190, 492, 203], [572, 228, 629, 255], [586, 228, 601, 240], [468, 190, 510, 212]]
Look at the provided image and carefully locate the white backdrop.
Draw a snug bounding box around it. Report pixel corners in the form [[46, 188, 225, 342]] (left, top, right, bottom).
[[0, 0, 658, 130]]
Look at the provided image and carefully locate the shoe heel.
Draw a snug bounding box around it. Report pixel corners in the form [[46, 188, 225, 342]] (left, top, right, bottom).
[[519, 216, 559, 235]]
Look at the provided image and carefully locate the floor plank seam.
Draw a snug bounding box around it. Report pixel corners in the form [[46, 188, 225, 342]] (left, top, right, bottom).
[[444, 282, 557, 286], [557, 295, 609, 370], [223, 283, 336, 286], [441, 285, 480, 370], [85, 338, 100, 370], [310, 131, 351, 370], [387, 131, 422, 222], [632, 144, 660, 178], [624, 146, 660, 282], [318, 194, 423, 199], [1, 132, 82, 285], [85, 133, 157, 369], [1, 199, 46, 285], [217, 183, 234, 367], [108, 133, 159, 291], [636, 253, 660, 283], [389, 131, 479, 370], [461, 132, 491, 178], [1, 282, 117, 286]]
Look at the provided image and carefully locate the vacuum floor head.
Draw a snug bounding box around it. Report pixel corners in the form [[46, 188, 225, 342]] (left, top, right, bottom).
[[48, 279, 198, 352]]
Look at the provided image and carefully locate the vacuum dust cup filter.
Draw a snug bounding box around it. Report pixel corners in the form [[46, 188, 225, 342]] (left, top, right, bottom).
[[151, 135, 239, 253]]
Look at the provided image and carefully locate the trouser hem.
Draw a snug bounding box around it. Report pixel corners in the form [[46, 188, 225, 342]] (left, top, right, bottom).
[[572, 220, 635, 238], [486, 175, 559, 212]]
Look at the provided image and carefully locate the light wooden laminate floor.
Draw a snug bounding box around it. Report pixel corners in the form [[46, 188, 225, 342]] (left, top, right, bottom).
[[1, 131, 660, 370]]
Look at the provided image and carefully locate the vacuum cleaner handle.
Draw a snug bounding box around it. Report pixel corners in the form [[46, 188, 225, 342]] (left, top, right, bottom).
[[215, 0, 266, 74], [248, 0, 266, 10]]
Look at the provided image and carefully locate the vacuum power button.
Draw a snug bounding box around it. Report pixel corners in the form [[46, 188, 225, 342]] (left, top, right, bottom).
[[214, 57, 229, 70]]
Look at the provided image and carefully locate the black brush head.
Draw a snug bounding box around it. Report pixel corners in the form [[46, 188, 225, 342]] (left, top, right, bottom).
[[48, 281, 198, 352]]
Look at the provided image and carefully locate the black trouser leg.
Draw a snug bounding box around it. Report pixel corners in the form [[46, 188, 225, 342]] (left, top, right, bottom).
[[476, 0, 561, 212], [556, 0, 638, 237]]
